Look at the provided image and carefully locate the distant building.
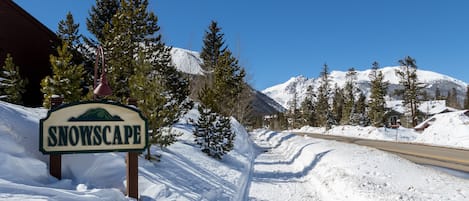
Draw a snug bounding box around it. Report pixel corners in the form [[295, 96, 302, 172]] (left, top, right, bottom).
[[385, 100, 459, 128], [0, 0, 59, 106]]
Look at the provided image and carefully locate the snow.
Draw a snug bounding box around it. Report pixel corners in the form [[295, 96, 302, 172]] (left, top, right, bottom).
[[170, 47, 204, 75], [0, 100, 254, 200], [0, 100, 468, 200], [294, 110, 469, 149], [249, 130, 469, 201], [262, 66, 468, 109]]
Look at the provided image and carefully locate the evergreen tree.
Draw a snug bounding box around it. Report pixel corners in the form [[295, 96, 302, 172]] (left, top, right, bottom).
[[300, 85, 317, 126], [394, 56, 425, 127], [351, 92, 369, 126], [434, 87, 443, 100], [341, 68, 358, 125], [464, 85, 469, 109], [86, 0, 120, 44], [200, 21, 227, 77], [446, 87, 460, 109], [287, 91, 301, 128], [332, 84, 344, 124], [212, 50, 246, 116], [58, 12, 81, 48], [57, 12, 92, 94], [41, 42, 84, 108], [0, 54, 28, 104], [316, 64, 333, 128], [104, 0, 161, 101], [198, 22, 246, 119], [368, 62, 388, 127], [194, 105, 234, 159]]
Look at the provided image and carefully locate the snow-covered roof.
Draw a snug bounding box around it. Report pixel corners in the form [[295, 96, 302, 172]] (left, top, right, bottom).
[[386, 100, 457, 115]]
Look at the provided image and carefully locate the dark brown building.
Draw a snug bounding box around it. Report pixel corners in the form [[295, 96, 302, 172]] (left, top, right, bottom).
[[0, 0, 58, 106]]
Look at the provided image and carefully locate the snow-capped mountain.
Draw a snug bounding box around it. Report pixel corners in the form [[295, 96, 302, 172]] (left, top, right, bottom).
[[170, 47, 204, 75], [263, 67, 468, 109], [169, 47, 286, 114]]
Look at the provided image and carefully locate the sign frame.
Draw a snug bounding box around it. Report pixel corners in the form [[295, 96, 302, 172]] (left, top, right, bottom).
[[39, 101, 149, 154]]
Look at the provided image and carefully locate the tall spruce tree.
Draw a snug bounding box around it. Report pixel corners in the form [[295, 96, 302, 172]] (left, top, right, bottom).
[[341, 68, 358, 125], [464, 85, 469, 109], [316, 64, 333, 128], [57, 12, 81, 48], [212, 50, 246, 116], [57, 12, 91, 94], [41, 42, 84, 108], [287, 91, 301, 128], [86, 0, 120, 44], [368, 62, 388, 127], [103, 0, 161, 101], [394, 56, 425, 127], [200, 21, 226, 77], [198, 22, 246, 118], [0, 54, 28, 104], [300, 85, 317, 126]]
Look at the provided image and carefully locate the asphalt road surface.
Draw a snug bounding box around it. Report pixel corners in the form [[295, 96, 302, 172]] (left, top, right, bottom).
[[294, 132, 469, 173]]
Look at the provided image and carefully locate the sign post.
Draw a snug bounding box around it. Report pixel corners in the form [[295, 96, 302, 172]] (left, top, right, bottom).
[[40, 101, 148, 199]]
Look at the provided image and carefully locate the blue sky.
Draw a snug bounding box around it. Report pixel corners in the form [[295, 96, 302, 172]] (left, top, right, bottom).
[[14, 0, 469, 90]]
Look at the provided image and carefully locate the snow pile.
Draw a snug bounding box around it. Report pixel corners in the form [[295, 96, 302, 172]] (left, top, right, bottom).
[[0, 100, 254, 200], [294, 110, 469, 149], [250, 130, 469, 201], [296, 125, 418, 142], [416, 110, 469, 148]]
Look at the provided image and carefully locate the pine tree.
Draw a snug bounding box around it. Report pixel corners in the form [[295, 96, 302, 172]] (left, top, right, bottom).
[[58, 12, 81, 48], [198, 22, 246, 119], [332, 84, 344, 124], [394, 56, 425, 127], [104, 0, 161, 101], [464, 85, 469, 109], [287, 91, 301, 128], [368, 62, 388, 127], [200, 21, 227, 77], [300, 85, 317, 126], [57, 12, 91, 94], [341, 68, 357, 125], [194, 105, 234, 159], [86, 0, 120, 44], [316, 64, 333, 128], [0, 54, 28, 104], [351, 92, 369, 126], [41, 42, 84, 108], [212, 50, 246, 116]]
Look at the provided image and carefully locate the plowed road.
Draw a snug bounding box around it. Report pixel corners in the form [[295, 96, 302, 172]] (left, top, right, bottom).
[[294, 132, 469, 173]]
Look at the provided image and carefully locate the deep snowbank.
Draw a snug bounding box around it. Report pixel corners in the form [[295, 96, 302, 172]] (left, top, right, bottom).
[[0, 101, 254, 200], [295, 110, 469, 149], [251, 129, 469, 201]]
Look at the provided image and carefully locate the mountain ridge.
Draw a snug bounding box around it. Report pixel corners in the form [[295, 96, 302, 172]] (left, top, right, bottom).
[[262, 66, 468, 109]]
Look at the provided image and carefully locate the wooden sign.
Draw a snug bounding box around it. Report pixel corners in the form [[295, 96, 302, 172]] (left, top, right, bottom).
[[40, 101, 148, 154]]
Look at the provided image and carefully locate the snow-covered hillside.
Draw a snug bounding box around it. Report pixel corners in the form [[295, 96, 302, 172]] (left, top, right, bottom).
[[263, 66, 468, 109], [170, 47, 204, 75]]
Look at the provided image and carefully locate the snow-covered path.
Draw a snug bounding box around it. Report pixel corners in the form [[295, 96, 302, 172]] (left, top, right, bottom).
[[249, 131, 320, 201], [248, 130, 469, 201]]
